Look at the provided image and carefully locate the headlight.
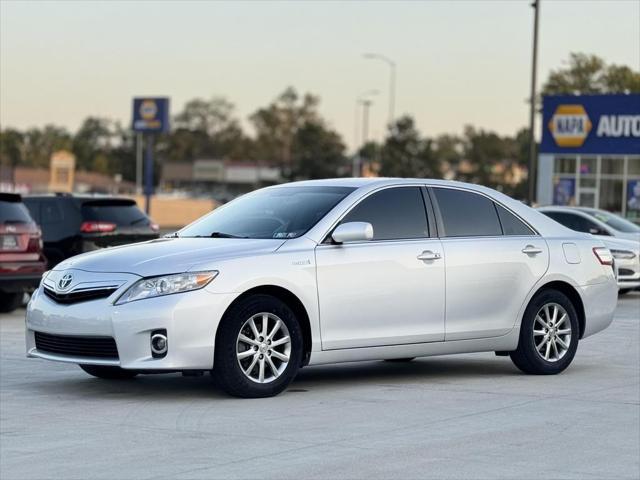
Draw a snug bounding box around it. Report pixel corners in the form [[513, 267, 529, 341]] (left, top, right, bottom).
[[115, 271, 218, 305], [610, 249, 636, 260]]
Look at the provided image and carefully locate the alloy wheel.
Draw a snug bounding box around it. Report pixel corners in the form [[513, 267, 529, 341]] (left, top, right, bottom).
[[533, 302, 572, 362], [236, 312, 291, 384]]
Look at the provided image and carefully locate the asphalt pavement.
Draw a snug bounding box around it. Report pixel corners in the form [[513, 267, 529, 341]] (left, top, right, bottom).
[[1, 293, 639, 479]]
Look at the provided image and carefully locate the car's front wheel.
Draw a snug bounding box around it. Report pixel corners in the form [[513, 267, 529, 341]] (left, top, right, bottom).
[[510, 289, 579, 375], [79, 365, 138, 379], [213, 294, 303, 398]]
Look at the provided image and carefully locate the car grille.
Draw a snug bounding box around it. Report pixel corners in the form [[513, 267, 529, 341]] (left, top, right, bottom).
[[43, 285, 118, 304], [34, 331, 119, 359], [618, 268, 635, 277]]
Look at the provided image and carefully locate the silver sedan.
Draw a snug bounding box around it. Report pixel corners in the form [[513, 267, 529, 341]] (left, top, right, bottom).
[[26, 179, 618, 397]]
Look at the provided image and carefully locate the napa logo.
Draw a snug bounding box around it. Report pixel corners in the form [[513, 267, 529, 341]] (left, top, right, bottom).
[[139, 99, 158, 120], [548, 104, 592, 147]]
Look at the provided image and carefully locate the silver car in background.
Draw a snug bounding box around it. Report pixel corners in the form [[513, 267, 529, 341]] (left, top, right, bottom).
[[26, 179, 618, 397], [538, 206, 640, 293]]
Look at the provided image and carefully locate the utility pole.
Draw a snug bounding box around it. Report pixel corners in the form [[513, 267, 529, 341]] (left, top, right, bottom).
[[352, 90, 378, 177], [135, 132, 143, 195], [527, 0, 540, 205]]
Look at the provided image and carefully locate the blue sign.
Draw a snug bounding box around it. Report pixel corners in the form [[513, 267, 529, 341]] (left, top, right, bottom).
[[540, 94, 640, 154], [132, 97, 170, 133]]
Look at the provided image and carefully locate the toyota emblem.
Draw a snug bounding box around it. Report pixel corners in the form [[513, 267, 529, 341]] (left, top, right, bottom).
[[58, 273, 73, 291]]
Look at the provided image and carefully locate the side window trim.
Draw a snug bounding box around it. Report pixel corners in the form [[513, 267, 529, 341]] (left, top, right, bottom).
[[321, 185, 431, 244], [427, 186, 539, 239]]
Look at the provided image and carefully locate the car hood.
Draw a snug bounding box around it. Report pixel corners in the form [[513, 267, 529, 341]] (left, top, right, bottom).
[[610, 231, 640, 243], [54, 237, 287, 277], [598, 235, 640, 253]]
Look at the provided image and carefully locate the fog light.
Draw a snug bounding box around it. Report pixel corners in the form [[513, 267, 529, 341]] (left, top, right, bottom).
[[150, 330, 168, 357]]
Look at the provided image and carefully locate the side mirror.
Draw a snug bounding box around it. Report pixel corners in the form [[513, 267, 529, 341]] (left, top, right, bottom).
[[331, 222, 374, 244]]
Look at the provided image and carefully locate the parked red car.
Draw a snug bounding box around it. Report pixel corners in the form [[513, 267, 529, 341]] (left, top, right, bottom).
[[0, 193, 47, 313]]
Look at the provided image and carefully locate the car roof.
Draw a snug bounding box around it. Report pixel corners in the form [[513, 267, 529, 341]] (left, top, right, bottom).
[[24, 193, 135, 203], [279, 177, 501, 192]]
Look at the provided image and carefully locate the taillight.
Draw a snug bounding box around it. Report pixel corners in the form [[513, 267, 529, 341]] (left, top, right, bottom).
[[592, 247, 613, 266], [80, 221, 117, 233]]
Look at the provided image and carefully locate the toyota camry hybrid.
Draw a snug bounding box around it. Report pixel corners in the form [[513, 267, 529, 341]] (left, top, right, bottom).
[[25, 179, 618, 397]]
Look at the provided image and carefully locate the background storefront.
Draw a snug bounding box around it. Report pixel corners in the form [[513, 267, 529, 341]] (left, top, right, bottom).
[[537, 94, 640, 223]]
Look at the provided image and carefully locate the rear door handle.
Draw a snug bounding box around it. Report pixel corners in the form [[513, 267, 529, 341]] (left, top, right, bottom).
[[417, 250, 441, 261], [522, 245, 543, 255]]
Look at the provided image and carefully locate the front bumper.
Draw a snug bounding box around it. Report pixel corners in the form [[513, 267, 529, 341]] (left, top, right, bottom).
[[615, 255, 640, 290], [26, 285, 236, 370]]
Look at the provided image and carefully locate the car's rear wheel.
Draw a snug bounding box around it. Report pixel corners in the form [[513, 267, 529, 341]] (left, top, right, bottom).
[[0, 292, 23, 313], [213, 294, 303, 398], [510, 289, 579, 375], [79, 365, 138, 379]]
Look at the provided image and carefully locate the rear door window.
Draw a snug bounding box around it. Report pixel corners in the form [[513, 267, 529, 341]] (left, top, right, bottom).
[[495, 204, 535, 236], [432, 188, 502, 237], [81, 200, 149, 227], [340, 187, 428, 240]]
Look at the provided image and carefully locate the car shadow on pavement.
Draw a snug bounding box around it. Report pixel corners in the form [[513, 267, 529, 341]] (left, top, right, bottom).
[[25, 355, 521, 400]]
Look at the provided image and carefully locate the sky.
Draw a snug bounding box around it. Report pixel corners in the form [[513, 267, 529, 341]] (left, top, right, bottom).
[[1, 0, 639, 152]]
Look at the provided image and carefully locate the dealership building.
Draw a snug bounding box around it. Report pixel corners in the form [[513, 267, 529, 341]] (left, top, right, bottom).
[[536, 93, 640, 223]]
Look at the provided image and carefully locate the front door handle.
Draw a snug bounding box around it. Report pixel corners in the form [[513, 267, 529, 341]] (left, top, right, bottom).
[[417, 250, 441, 261], [522, 245, 543, 255]]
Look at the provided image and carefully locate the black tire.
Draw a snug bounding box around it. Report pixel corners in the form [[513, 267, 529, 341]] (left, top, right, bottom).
[[510, 289, 579, 375], [385, 358, 416, 363], [618, 289, 631, 295], [79, 364, 138, 379], [213, 294, 303, 398], [0, 292, 23, 313]]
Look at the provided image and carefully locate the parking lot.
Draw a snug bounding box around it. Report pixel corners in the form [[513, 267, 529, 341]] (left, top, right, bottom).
[[0, 293, 638, 480]]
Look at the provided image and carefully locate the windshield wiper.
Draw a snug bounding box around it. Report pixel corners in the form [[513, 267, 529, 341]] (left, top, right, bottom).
[[208, 232, 248, 238]]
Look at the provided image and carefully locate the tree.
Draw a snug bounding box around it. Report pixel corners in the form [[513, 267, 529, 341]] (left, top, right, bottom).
[[168, 97, 250, 162], [0, 129, 25, 171], [291, 122, 347, 179], [542, 53, 640, 95], [250, 87, 320, 178], [72, 117, 114, 173], [378, 116, 440, 178]]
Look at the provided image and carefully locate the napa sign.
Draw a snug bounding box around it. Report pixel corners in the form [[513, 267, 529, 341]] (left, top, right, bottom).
[[541, 94, 640, 154]]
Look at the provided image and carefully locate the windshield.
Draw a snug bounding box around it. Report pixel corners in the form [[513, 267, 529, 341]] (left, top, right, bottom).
[[584, 210, 640, 233], [179, 186, 355, 239], [0, 200, 34, 224], [81, 200, 150, 227]]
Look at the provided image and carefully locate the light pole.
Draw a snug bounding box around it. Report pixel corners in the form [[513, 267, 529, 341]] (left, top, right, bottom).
[[527, 0, 540, 205], [353, 90, 378, 177], [363, 53, 396, 126]]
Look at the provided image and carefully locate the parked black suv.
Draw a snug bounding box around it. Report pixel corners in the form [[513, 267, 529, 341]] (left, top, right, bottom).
[[23, 194, 159, 268]]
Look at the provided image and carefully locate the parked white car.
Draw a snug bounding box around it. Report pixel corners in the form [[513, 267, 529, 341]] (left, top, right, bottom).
[[26, 179, 618, 397], [538, 206, 640, 293]]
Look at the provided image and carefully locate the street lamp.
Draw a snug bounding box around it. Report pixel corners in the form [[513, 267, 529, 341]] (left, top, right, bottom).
[[353, 89, 378, 177], [363, 53, 396, 126], [527, 0, 540, 205]]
